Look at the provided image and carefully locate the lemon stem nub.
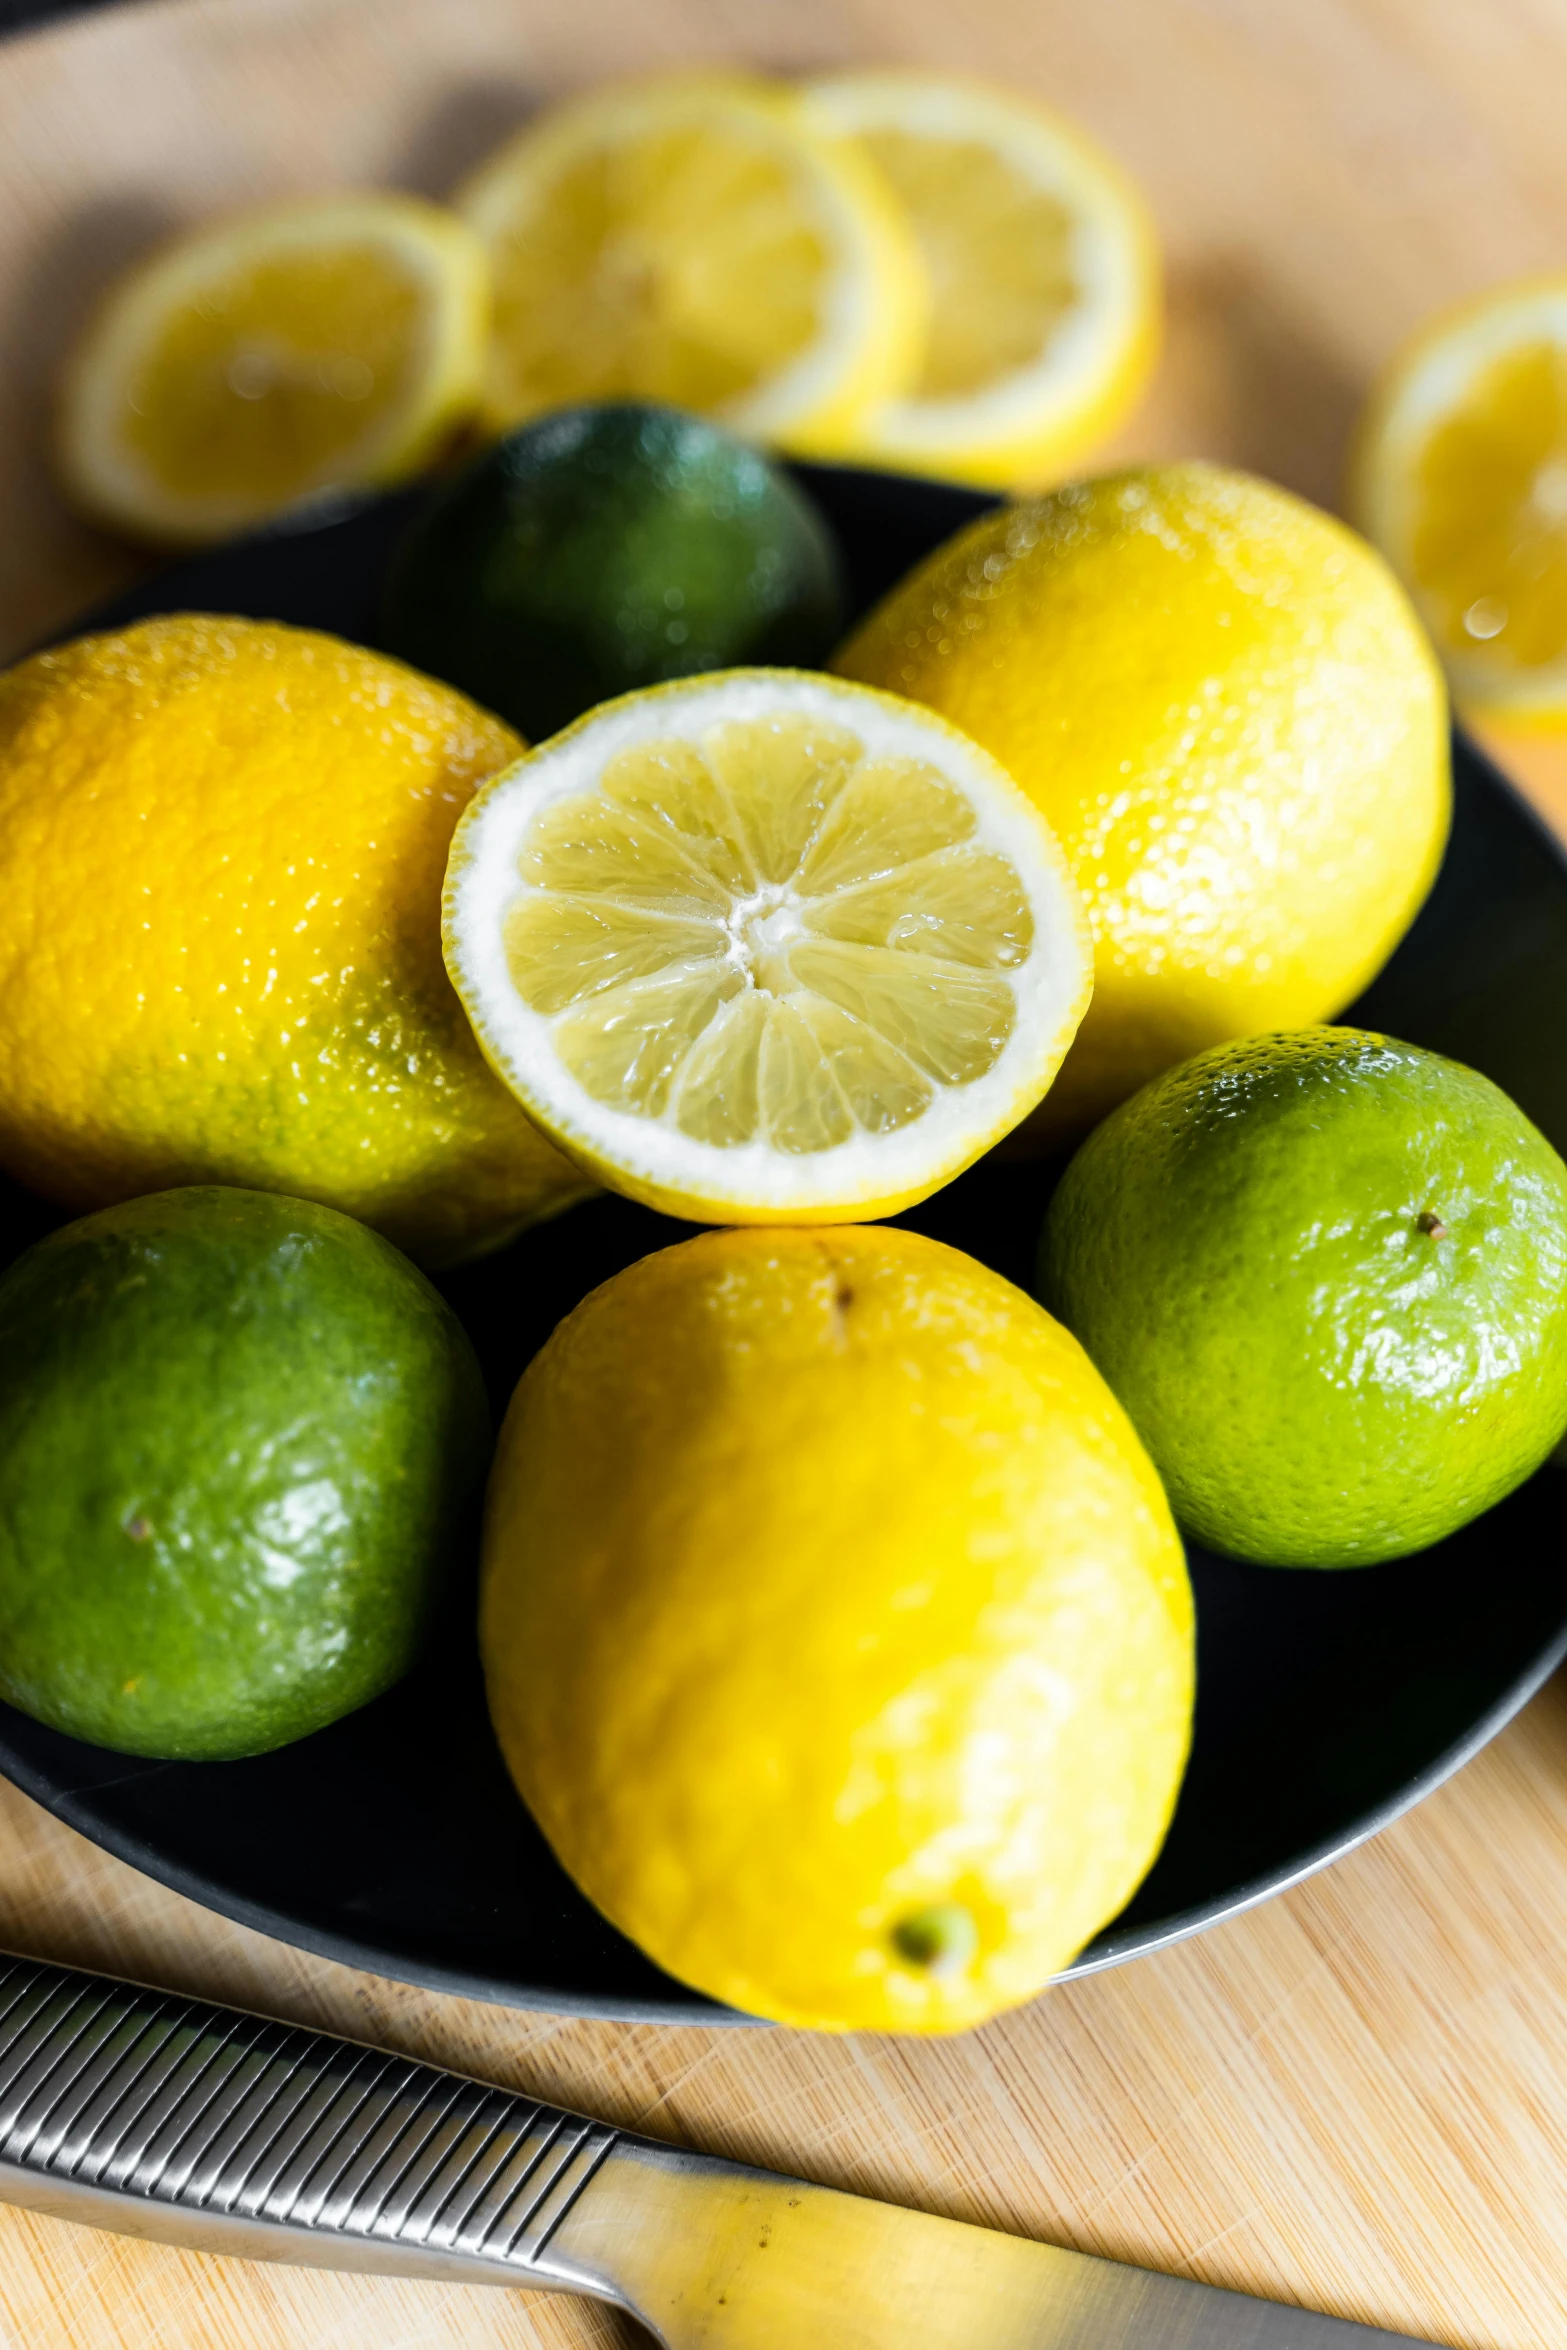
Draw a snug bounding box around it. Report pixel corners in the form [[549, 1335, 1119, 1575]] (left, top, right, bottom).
[[1417, 1210, 1449, 1239], [891, 1902, 978, 1977]]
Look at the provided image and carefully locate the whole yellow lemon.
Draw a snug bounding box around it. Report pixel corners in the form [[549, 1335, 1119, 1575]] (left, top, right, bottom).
[[481, 1225, 1193, 2034], [0, 616, 589, 1264], [837, 462, 1450, 1135]]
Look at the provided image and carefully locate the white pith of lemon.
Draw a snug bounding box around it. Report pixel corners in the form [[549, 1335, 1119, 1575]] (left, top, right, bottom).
[[1354, 275, 1567, 720], [799, 71, 1159, 489], [57, 194, 490, 547], [456, 73, 927, 455], [443, 670, 1092, 1223]]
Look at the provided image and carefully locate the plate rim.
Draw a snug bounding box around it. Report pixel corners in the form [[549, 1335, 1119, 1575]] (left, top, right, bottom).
[[2, 1571, 1564, 2024], [3, 477, 1566, 2023]]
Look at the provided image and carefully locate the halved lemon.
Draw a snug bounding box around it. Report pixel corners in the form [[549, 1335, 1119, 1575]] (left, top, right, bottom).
[[456, 73, 927, 456], [443, 670, 1092, 1223], [58, 194, 490, 547], [799, 71, 1159, 489], [1353, 276, 1567, 722]]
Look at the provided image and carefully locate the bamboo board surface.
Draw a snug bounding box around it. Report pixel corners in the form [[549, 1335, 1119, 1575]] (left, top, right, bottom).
[[2, 1, 1567, 2343]]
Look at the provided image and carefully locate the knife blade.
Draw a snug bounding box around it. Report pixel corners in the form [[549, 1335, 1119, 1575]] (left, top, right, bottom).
[[0, 1950, 1438, 2347]]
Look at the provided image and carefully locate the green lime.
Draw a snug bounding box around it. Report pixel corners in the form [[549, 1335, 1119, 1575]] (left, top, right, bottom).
[[379, 400, 845, 741], [1039, 1028, 1567, 1567], [0, 1186, 489, 1757]]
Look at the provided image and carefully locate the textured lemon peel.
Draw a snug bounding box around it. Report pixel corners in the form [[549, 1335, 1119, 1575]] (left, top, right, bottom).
[[838, 463, 1450, 1138], [0, 615, 589, 1266], [444, 671, 1092, 1221], [480, 1226, 1195, 2033]]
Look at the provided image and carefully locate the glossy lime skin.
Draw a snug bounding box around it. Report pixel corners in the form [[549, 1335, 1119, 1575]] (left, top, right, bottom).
[[379, 401, 844, 741], [0, 1187, 489, 1757], [1040, 1028, 1567, 1567]]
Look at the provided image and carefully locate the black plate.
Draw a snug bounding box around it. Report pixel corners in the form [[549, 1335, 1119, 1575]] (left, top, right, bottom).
[[2, 464, 1565, 2023]]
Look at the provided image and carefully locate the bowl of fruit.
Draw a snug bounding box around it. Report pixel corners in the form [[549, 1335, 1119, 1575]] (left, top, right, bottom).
[[1, 67, 1565, 2036]]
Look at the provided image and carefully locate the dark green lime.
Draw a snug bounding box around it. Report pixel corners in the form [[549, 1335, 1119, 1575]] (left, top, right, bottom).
[[379, 401, 845, 740], [0, 1186, 489, 1758], [1039, 1028, 1567, 1567]]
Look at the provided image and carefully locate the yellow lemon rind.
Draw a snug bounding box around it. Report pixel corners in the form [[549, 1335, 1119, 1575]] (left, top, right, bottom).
[[0, 613, 590, 1267], [482, 1225, 1193, 2033], [837, 460, 1451, 1141]]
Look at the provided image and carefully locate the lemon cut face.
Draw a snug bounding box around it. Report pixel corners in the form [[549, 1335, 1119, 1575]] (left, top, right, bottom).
[[458, 74, 926, 455], [1353, 276, 1567, 718], [801, 72, 1159, 489], [444, 671, 1091, 1222], [58, 195, 490, 546]]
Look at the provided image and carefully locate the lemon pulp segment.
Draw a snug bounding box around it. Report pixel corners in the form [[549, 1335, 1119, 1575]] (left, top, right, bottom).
[[445, 672, 1091, 1221], [121, 246, 425, 501], [58, 196, 490, 545], [861, 127, 1077, 399], [458, 76, 927, 452], [1354, 281, 1567, 715], [509, 719, 1030, 1145], [477, 128, 823, 414], [801, 72, 1158, 487], [1415, 342, 1567, 671]]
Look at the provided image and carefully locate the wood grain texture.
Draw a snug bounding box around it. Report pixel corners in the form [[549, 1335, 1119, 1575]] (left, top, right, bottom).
[[1, 1, 1566, 2344]]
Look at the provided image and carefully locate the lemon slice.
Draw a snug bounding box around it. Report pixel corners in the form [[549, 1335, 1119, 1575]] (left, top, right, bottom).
[[1352, 276, 1567, 720], [456, 73, 927, 456], [800, 71, 1159, 490], [58, 194, 490, 547], [444, 671, 1091, 1223]]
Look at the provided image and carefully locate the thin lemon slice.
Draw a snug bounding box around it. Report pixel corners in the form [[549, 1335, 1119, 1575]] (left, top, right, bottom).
[[456, 73, 927, 456], [58, 195, 490, 547], [1352, 276, 1567, 721], [444, 671, 1091, 1223], [800, 71, 1158, 489]]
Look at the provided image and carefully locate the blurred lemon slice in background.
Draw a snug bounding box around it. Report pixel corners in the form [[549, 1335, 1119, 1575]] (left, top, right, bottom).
[[58, 194, 490, 547], [1354, 276, 1567, 723], [800, 70, 1159, 488], [457, 73, 927, 456], [443, 668, 1092, 1224]]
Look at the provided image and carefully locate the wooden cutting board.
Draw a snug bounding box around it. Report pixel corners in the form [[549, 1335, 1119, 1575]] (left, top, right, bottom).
[[2, 2, 1567, 2344]]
